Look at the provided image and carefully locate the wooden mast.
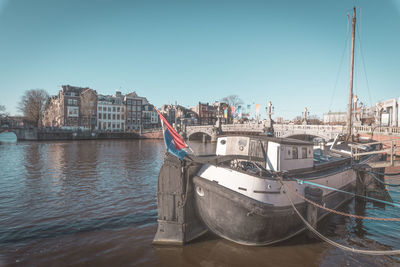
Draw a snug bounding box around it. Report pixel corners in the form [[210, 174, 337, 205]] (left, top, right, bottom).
[[346, 7, 356, 141]]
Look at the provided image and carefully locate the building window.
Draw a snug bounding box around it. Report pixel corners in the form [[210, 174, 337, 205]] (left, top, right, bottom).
[[121, 123, 124, 129], [117, 107, 120, 112], [112, 114, 116, 120], [108, 114, 111, 120], [73, 99, 78, 105], [121, 114, 124, 120], [137, 106, 141, 111], [117, 123, 120, 128], [132, 106, 137, 111], [121, 107, 124, 112], [112, 124, 115, 128], [113, 107, 116, 112], [117, 114, 120, 120], [68, 99, 73, 105], [108, 107, 111, 112], [302, 147, 307, 159], [98, 107, 101, 111], [108, 122, 111, 128], [103, 122, 106, 129], [292, 147, 298, 159], [103, 114, 106, 119], [103, 107, 106, 111], [98, 113, 102, 119]]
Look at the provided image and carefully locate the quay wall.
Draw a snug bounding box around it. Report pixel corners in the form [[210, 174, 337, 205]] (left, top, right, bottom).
[[13, 129, 163, 141]]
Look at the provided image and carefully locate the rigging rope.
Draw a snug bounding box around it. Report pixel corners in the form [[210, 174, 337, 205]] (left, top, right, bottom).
[[356, 21, 373, 107], [278, 176, 400, 255], [328, 13, 351, 112]]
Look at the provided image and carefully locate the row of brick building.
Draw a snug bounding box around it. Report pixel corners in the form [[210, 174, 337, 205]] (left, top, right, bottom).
[[42, 85, 159, 131]]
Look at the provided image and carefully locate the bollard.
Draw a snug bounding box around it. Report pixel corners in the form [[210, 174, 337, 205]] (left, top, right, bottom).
[[304, 186, 323, 238]]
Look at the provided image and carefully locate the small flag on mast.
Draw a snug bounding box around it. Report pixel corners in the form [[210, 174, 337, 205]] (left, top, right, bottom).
[[155, 109, 188, 159]]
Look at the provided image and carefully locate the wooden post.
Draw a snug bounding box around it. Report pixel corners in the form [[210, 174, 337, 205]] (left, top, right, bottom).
[[356, 170, 366, 197], [391, 140, 394, 166], [306, 203, 318, 238], [304, 187, 322, 238]]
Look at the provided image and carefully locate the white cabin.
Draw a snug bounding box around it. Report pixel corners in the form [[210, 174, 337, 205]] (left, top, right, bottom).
[[216, 135, 314, 171]]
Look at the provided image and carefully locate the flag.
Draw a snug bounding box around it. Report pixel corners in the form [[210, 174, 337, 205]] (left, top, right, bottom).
[[156, 109, 188, 159], [231, 106, 235, 116], [224, 108, 228, 119], [256, 104, 260, 115]]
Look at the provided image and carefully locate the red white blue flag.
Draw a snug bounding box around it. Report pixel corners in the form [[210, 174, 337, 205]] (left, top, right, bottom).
[[156, 109, 188, 159]]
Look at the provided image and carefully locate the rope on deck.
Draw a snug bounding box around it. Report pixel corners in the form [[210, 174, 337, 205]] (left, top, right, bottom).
[[278, 177, 400, 255]]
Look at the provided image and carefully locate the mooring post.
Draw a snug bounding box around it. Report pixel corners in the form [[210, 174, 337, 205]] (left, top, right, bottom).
[[356, 170, 366, 197], [391, 140, 394, 166], [304, 187, 322, 238]]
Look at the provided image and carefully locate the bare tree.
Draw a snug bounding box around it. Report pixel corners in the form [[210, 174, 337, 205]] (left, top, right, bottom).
[[0, 105, 7, 118], [80, 89, 97, 131], [18, 89, 49, 127], [221, 95, 243, 109]]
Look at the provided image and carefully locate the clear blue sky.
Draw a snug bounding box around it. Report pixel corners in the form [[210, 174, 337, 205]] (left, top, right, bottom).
[[0, 0, 399, 120]]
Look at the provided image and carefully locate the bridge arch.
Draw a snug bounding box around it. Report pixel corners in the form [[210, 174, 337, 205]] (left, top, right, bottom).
[[187, 131, 213, 141], [0, 131, 18, 142]]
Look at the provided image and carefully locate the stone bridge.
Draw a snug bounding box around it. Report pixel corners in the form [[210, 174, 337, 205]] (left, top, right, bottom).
[[184, 123, 400, 142], [0, 127, 38, 140]]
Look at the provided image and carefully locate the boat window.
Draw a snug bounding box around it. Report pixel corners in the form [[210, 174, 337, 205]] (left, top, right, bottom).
[[301, 147, 307, 158], [292, 147, 298, 159], [220, 139, 226, 145]]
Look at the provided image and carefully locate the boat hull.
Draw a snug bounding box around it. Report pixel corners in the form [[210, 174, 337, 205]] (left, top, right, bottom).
[[193, 175, 355, 246]]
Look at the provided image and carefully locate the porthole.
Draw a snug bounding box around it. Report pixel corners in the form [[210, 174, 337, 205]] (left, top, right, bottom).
[[220, 139, 226, 145], [196, 186, 205, 197]]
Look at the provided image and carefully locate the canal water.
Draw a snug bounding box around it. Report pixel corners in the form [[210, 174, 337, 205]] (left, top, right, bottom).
[[0, 137, 400, 266]]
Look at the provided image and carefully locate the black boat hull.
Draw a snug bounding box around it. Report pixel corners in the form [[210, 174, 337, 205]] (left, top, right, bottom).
[[193, 175, 355, 246]]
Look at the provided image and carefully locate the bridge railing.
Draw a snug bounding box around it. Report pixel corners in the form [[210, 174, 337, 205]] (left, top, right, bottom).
[[354, 125, 400, 135], [221, 123, 264, 132], [274, 124, 346, 132]]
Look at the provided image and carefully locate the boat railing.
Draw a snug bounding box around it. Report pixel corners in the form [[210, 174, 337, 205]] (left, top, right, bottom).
[[349, 139, 400, 167]]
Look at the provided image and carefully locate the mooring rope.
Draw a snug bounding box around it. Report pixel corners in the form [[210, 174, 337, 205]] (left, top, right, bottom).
[[369, 170, 400, 177], [366, 171, 400, 187], [278, 177, 400, 255], [292, 178, 400, 208], [284, 180, 400, 222]]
